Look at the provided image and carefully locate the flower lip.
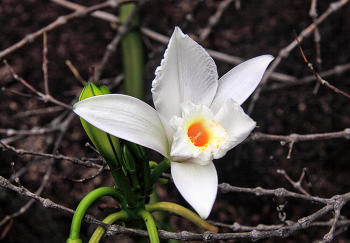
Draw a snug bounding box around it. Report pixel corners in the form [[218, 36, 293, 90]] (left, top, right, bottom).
[[186, 118, 229, 153], [187, 121, 209, 147], [170, 101, 230, 163]]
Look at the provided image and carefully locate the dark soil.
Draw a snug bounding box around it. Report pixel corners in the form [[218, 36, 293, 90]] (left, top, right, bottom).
[[1, 0, 350, 242]]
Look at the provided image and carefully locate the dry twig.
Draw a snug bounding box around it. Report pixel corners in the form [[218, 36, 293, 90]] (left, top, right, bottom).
[[94, 0, 148, 81], [199, 0, 233, 41], [3, 60, 73, 110], [295, 31, 350, 99], [248, 128, 350, 158], [0, 0, 131, 60], [0, 142, 105, 170], [0, 111, 75, 228], [247, 0, 349, 115], [2, 176, 349, 242]]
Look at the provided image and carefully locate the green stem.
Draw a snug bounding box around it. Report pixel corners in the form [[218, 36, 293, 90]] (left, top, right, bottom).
[[137, 208, 160, 243], [67, 187, 124, 242], [110, 167, 137, 207], [149, 158, 170, 186], [139, 153, 151, 195], [119, 1, 151, 198], [146, 202, 219, 233], [149, 161, 158, 169], [129, 170, 141, 189], [89, 210, 129, 243], [119, 3, 144, 100]]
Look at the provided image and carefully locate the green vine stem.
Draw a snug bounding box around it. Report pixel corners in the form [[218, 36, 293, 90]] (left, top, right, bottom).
[[149, 158, 171, 186], [146, 202, 219, 233], [119, 2, 145, 100], [149, 161, 168, 184], [66, 187, 124, 243], [88, 210, 129, 243], [137, 208, 160, 243]]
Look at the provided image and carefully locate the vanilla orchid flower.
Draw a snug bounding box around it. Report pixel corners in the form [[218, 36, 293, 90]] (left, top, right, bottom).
[[74, 27, 273, 219]]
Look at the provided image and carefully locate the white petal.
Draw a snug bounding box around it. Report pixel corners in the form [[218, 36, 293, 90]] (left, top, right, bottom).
[[74, 94, 169, 157], [214, 98, 256, 150], [171, 161, 218, 219], [151, 27, 218, 124], [210, 55, 274, 113]]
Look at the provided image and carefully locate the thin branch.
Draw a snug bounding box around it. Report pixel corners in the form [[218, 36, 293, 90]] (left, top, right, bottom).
[[0, 0, 131, 60], [219, 183, 328, 204], [42, 32, 50, 96], [107, 189, 350, 241], [1, 174, 350, 241], [268, 62, 350, 90], [247, 0, 349, 115], [199, 0, 233, 41], [85, 142, 101, 155], [277, 168, 311, 196], [0, 111, 75, 227], [47, 0, 299, 84], [218, 182, 350, 242], [51, 0, 119, 23], [94, 0, 148, 81], [0, 127, 58, 136], [295, 32, 350, 99], [3, 60, 73, 110], [249, 129, 350, 142], [0, 135, 24, 145], [0, 176, 74, 217], [0, 142, 105, 170], [4, 0, 346, 89], [265, 0, 348, 82], [309, 0, 322, 71], [0, 219, 13, 240], [248, 129, 350, 158], [66, 165, 107, 183], [1, 87, 42, 100], [309, 0, 323, 94], [13, 106, 64, 118], [65, 60, 87, 86], [208, 218, 350, 232]]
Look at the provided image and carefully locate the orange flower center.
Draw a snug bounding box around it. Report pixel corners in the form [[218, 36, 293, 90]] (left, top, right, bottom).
[[187, 122, 209, 147]]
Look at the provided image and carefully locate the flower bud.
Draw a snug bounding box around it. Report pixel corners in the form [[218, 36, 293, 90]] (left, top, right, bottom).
[[122, 141, 151, 195], [79, 82, 122, 169], [78, 82, 151, 205], [121, 142, 136, 172], [124, 140, 148, 161]]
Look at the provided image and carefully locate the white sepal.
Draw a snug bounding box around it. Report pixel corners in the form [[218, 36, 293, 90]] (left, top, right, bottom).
[[210, 55, 274, 113], [74, 94, 169, 157], [171, 160, 218, 219]]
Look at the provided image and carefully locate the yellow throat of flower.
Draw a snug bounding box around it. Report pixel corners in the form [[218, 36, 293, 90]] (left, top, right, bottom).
[[187, 122, 209, 147], [186, 119, 228, 151]]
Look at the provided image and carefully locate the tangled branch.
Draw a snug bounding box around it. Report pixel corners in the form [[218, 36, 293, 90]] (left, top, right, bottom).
[[1, 175, 349, 242]]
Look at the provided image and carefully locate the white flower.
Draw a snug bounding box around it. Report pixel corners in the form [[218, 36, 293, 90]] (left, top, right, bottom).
[[74, 27, 273, 219]]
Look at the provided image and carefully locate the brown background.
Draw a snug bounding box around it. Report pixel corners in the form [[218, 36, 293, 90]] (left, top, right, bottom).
[[1, 0, 350, 242]]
